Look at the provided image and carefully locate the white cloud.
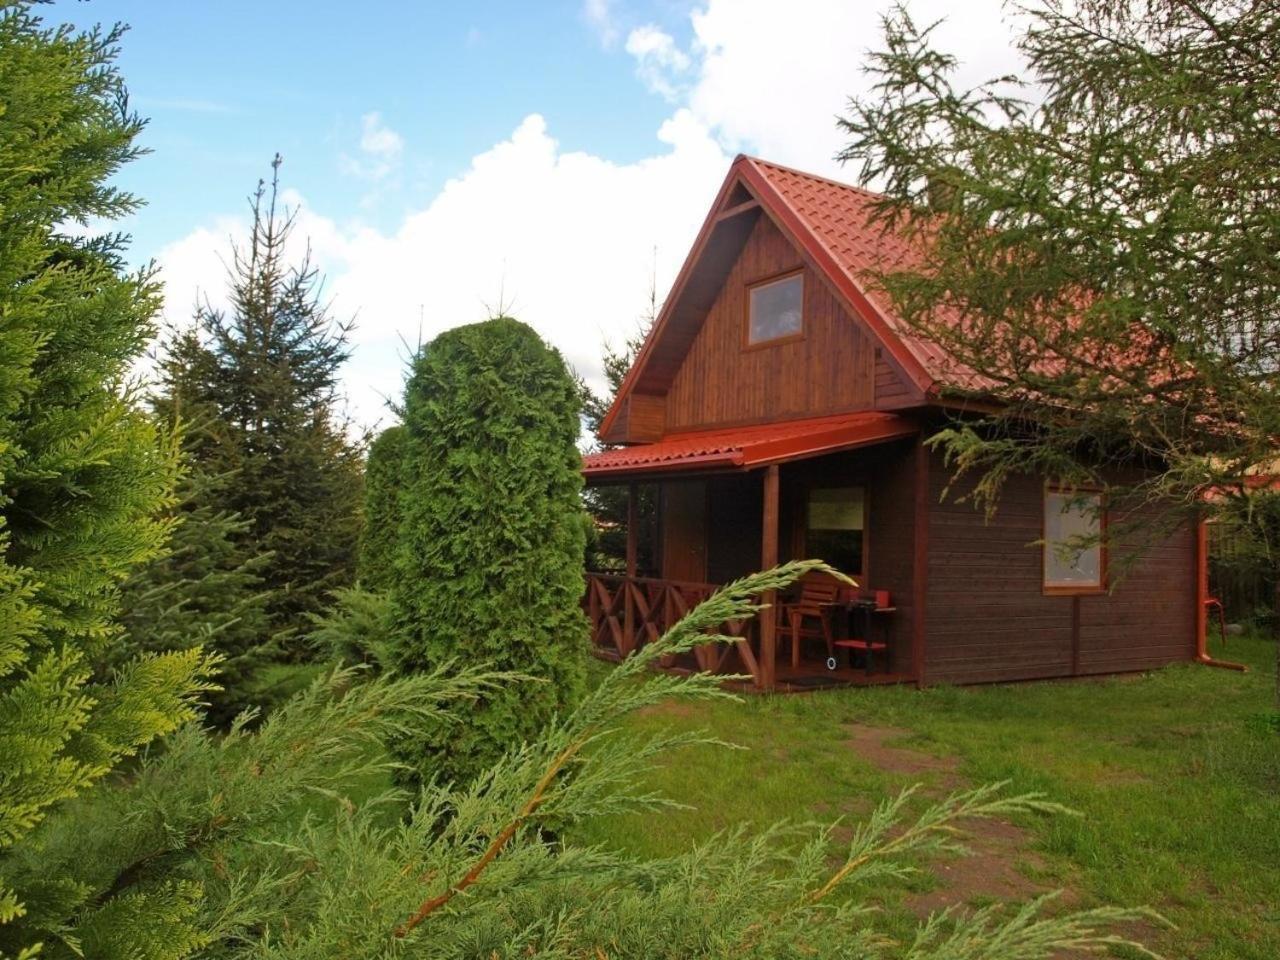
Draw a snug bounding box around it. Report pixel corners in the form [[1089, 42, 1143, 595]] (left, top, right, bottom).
[[583, 0, 620, 47], [340, 111, 404, 181], [685, 0, 1026, 177], [157, 112, 729, 428], [155, 0, 1028, 429], [625, 25, 692, 100]]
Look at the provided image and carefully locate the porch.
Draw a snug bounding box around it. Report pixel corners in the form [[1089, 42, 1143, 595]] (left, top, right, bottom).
[[582, 411, 928, 691], [583, 572, 911, 691]]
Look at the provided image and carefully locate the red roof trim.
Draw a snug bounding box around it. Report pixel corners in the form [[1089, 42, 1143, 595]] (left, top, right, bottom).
[[584, 411, 918, 480], [597, 166, 751, 440]]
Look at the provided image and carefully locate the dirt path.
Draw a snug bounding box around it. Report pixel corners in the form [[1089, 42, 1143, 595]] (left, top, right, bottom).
[[842, 723, 1172, 958], [842, 724, 1066, 917]]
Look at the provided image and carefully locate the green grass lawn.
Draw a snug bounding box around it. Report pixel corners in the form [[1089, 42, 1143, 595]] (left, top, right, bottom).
[[574, 634, 1280, 960]]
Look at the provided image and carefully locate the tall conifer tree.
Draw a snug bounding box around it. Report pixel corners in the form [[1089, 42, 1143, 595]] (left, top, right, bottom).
[[114, 441, 274, 725], [153, 159, 365, 649]]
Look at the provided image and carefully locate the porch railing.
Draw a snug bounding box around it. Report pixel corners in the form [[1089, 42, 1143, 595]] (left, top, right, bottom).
[[582, 572, 762, 683]]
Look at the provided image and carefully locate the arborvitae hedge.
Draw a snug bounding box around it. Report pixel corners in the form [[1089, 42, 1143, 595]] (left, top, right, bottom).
[[392, 317, 588, 782], [359, 424, 406, 595]]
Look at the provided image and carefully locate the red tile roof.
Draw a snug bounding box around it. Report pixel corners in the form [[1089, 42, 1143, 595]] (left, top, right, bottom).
[[596, 155, 981, 443], [740, 156, 978, 391], [583, 411, 917, 480]]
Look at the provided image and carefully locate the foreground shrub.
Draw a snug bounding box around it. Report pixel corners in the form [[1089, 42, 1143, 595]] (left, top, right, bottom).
[[4, 563, 1158, 958], [392, 317, 588, 783], [0, 6, 215, 945]]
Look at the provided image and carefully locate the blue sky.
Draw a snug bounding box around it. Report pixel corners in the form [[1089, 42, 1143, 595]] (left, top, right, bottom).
[[56, 1, 682, 253], [48, 0, 1023, 428]]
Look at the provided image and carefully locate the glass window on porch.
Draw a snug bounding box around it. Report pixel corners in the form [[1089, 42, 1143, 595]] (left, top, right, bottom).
[[806, 486, 865, 576]]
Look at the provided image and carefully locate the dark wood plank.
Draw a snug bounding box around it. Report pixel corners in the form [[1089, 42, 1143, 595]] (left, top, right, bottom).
[[663, 216, 886, 431]]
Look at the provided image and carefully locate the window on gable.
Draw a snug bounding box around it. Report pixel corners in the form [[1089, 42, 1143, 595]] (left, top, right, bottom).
[[747, 272, 803, 345], [1043, 489, 1105, 593]]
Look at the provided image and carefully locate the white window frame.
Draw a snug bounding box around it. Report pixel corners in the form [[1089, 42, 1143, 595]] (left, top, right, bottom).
[[745, 271, 804, 346], [1042, 487, 1106, 595]]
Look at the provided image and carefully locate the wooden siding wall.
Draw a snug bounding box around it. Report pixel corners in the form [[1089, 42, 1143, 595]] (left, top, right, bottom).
[[873, 353, 915, 409], [663, 216, 902, 431], [924, 452, 1195, 684], [660, 480, 707, 582]]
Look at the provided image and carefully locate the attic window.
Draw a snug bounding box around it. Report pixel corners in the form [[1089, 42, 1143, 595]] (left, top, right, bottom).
[[747, 272, 803, 345]]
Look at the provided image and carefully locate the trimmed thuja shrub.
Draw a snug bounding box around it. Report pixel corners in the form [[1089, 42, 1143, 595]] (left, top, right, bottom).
[[359, 424, 407, 595], [392, 317, 589, 782]]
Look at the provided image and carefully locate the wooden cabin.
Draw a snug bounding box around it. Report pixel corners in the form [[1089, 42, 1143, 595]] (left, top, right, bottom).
[[583, 155, 1204, 691]]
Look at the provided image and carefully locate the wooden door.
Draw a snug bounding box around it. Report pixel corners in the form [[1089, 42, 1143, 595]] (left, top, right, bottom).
[[661, 480, 707, 583]]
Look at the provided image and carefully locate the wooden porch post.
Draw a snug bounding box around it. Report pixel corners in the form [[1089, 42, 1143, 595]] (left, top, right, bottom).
[[625, 482, 639, 579], [760, 464, 780, 691], [624, 482, 638, 649]]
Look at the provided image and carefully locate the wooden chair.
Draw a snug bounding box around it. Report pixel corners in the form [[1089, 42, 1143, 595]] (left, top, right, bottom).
[[781, 577, 843, 668]]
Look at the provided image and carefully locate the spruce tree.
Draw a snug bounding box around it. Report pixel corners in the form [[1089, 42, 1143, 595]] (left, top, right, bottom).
[[114, 443, 274, 726], [392, 317, 589, 783], [153, 160, 365, 649], [0, 4, 213, 948]]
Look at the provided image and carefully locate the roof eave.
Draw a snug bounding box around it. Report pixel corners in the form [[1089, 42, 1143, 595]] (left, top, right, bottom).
[[582, 448, 745, 481], [597, 156, 757, 441]]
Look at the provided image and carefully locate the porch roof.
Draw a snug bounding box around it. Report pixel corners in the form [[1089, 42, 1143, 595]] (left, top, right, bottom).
[[582, 411, 917, 481]]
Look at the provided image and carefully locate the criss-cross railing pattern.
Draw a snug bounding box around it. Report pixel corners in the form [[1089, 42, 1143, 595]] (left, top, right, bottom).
[[583, 573, 761, 683]]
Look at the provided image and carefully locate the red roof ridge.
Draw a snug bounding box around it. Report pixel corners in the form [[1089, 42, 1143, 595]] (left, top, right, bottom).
[[737, 154, 887, 203]]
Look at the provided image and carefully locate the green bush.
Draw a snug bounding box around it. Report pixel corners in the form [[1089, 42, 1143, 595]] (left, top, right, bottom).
[[392, 317, 588, 783], [358, 425, 407, 594], [308, 586, 399, 670]]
